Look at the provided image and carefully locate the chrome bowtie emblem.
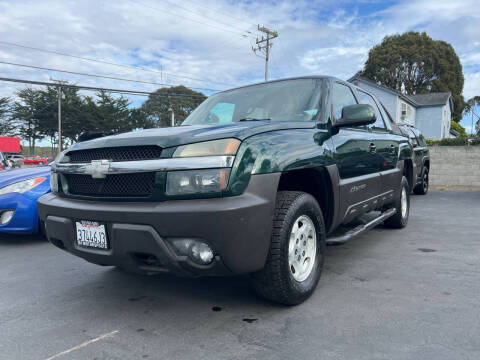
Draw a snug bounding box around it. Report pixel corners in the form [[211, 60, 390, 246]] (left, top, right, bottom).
[[85, 159, 110, 179]]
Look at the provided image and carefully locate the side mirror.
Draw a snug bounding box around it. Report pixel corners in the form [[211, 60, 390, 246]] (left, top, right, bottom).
[[335, 104, 376, 128]]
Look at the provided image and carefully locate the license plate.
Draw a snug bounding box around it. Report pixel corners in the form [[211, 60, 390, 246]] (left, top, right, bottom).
[[76, 221, 108, 249]]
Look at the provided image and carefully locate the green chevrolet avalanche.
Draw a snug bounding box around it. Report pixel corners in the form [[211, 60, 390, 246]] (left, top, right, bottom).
[[38, 76, 413, 305]]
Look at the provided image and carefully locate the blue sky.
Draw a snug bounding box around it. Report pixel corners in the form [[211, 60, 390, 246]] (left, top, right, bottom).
[[0, 0, 479, 134]]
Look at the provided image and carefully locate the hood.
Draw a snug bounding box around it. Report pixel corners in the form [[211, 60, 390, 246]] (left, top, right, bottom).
[[65, 121, 316, 152], [0, 166, 51, 189]]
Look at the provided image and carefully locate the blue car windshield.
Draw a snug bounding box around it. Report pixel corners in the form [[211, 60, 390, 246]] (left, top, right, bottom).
[[182, 79, 322, 125]]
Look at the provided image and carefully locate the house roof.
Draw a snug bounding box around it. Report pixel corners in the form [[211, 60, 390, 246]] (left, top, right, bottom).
[[407, 93, 451, 106], [348, 75, 453, 111]]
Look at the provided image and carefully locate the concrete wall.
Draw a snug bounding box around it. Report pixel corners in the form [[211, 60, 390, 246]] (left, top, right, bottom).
[[429, 146, 480, 187]]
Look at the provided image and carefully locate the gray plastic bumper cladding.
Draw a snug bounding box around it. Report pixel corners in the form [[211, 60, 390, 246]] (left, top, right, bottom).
[[37, 173, 280, 276]]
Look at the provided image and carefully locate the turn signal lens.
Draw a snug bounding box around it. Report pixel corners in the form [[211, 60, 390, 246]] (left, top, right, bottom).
[[173, 138, 240, 157]]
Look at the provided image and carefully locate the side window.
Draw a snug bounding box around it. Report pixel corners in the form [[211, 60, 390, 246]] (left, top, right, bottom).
[[356, 90, 386, 130], [408, 129, 418, 147], [418, 134, 427, 147], [332, 83, 357, 120]]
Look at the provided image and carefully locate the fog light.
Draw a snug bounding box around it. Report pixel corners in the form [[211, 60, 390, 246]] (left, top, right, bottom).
[[189, 242, 214, 265], [0, 210, 14, 225], [170, 239, 214, 265]]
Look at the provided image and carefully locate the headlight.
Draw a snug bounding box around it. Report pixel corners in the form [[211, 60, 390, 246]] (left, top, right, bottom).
[[50, 172, 59, 193], [0, 177, 47, 195], [166, 169, 230, 196], [55, 149, 70, 163], [173, 138, 240, 157]]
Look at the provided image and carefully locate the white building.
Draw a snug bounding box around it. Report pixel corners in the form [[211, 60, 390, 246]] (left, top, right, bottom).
[[348, 76, 454, 139]]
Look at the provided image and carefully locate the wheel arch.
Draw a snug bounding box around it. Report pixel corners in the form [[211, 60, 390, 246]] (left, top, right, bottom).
[[403, 159, 414, 191], [424, 159, 430, 171], [277, 167, 335, 233]]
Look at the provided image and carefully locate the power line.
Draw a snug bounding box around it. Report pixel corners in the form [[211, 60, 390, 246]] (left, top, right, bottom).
[[157, 0, 254, 35], [0, 60, 221, 92], [0, 40, 233, 87], [0, 77, 209, 99], [180, 0, 259, 28], [129, 0, 251, 38]]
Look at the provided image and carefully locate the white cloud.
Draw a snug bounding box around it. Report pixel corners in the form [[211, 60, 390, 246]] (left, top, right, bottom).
[[0, 0, 478, 104]]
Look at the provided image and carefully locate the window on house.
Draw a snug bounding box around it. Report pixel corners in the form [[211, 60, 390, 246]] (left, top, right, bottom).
[[401, 103, 407, 118]]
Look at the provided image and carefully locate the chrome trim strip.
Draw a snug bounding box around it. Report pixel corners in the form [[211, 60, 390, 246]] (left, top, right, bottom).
[[52, 155, 235, 177]]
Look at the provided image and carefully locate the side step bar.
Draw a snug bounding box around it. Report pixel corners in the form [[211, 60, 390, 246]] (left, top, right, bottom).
[[326, 208, 397, 246]]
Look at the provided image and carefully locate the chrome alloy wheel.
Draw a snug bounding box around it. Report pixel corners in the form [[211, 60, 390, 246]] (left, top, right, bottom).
[[288, 215, 317, 282], [401, 187, 408, 219]]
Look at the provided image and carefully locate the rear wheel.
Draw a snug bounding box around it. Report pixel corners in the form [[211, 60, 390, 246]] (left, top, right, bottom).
[[252, 191, 326, 305], [385, 176, 410, 229], [414, 167, 429, 195]]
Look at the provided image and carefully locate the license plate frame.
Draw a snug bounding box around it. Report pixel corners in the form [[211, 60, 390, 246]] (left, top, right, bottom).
[[75, 221, 108, 250]]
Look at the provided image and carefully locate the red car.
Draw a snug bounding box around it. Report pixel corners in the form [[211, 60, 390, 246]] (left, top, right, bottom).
[[23, 156, 47, 165]]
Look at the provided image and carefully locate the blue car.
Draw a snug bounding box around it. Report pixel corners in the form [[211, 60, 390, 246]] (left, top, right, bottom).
[[0, 166, 51, 234]]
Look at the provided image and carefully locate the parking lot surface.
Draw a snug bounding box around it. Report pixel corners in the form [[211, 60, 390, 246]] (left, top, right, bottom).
[[1, 190, 479, 360]]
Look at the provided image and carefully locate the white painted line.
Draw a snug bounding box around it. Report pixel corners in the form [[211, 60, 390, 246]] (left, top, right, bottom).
[[45, 330, 119, 360]]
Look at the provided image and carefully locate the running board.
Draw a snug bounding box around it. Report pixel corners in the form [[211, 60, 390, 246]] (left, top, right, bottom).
[[326, 208, 397, 246]]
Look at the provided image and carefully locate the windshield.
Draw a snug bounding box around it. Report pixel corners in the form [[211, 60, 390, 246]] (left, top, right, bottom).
[[182, 79, 322, 125]]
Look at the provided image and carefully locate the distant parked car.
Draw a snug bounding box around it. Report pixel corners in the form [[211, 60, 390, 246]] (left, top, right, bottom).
[[398, 124, 430, 195], [23, 156, 48, 166], [0, 166, 51, 235], [7, 154, 25, 167]]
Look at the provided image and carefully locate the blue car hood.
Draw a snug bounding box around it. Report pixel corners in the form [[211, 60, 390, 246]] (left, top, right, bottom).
[[0, 166, 51, 188]]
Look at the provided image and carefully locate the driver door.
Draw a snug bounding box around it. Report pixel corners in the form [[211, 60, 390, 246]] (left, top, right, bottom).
[[330, 82, 382, 223]]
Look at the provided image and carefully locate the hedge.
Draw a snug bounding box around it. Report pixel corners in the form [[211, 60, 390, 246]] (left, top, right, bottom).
[[427, 137, 480, 146]]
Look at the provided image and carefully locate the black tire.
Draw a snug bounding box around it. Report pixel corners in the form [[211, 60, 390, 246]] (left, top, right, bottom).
[[252, 191, 326, 306], [384, 176, 410, 229], [413, 167, 429, 195]]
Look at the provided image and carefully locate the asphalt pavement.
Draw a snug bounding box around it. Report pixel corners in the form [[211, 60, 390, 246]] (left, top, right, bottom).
[[1, 190, 479, 360]]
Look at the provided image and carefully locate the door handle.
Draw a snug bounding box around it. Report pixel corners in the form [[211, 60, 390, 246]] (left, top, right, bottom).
[[369, 142, 376, 154]]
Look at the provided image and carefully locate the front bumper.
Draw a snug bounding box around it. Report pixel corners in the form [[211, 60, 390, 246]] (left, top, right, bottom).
[[37, 173, 280, 276]]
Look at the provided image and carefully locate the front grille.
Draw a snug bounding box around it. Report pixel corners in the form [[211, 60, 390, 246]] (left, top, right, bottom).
[[64, 172, 156, 197], [66, 146, 162, 163]]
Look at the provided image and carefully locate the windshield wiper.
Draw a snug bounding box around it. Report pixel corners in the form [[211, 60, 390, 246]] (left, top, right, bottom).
[[237, 118, 271, 122]]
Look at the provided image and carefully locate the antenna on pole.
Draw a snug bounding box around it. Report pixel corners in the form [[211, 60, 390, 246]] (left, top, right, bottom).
[[252, 25, 278, 81]]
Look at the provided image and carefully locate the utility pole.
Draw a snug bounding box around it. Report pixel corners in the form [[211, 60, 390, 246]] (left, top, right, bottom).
[[58, 85, 62, 153], [170, 107, 175, 127], [51, 78, 68, 153], [252, 25, 278, 81]]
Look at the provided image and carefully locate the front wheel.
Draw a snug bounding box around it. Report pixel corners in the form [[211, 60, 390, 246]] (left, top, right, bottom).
[[384, 176, 410, 229], [252, 191, 326, 305]]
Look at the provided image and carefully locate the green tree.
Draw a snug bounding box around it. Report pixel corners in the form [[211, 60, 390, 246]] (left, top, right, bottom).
[[464, 96, 480, 136], [360, 31, 465, 122], [0, 97, 14, 136], [141, 86, 206, 127], [11, 88, 46, 154], [450, 121, 467, 138]]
